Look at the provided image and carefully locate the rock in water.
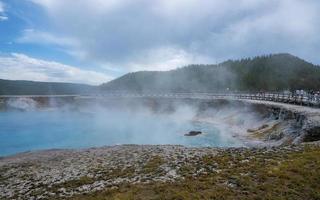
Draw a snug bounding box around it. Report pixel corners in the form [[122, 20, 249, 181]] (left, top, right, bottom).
[[185, 131, 202, 136]]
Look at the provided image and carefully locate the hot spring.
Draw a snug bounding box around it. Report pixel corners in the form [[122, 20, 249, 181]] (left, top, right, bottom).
[[0, 97, 267, 156]]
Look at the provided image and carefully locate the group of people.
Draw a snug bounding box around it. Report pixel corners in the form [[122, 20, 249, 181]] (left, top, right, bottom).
[[294, 90, 320, 102]]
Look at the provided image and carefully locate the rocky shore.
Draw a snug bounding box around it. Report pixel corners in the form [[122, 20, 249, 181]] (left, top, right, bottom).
[[1, 143, 320, 200], [242, 100, 320, 145]]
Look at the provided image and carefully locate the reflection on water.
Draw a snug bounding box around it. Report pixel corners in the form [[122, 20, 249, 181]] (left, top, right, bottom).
[[0, 110, 241, 156]]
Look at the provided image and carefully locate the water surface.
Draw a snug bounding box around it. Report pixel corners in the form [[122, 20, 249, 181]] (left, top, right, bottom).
[[0, 110, 241, 156]]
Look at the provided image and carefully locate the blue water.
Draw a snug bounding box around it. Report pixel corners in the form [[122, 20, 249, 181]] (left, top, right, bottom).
[[0, 110, 241, 156]]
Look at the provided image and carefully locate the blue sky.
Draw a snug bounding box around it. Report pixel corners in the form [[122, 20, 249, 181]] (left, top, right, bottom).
[[0, 0, 320, 85]]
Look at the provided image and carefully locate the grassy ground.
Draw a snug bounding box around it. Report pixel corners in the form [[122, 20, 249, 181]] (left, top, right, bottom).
[[70, 145, 320, 200]]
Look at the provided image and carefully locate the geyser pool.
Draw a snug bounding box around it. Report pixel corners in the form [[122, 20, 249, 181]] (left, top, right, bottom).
[[0, 109, 242, 156]]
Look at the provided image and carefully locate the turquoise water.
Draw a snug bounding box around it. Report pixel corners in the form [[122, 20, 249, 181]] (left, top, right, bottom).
[[0, 110, 240, 156]]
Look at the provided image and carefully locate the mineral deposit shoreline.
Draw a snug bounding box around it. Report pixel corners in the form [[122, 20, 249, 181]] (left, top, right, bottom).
[[1, 143, 320, 199]]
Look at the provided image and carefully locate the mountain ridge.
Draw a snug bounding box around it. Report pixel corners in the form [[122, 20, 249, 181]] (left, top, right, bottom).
[[0, 53, 319, 95], [0, 79, 96, 95], [101, 53, 320, 92]]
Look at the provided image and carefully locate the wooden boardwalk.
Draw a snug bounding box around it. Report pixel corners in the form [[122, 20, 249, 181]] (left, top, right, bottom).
[[1, 92, 319, 108], [89, 92, 320, 108]]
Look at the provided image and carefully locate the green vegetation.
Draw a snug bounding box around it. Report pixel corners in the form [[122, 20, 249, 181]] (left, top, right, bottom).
[[142, 155, 164, 174], [71, 145, 320, 200], [0, 79, 96, 95], [57, 176, 96, 189], [101, 53, 320, 92], [91, 166, 136, 180]]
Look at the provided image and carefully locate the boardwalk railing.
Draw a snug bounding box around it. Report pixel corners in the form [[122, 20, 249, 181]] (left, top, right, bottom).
[[1, 92, 320, 108], [90, 92, 320, 108]]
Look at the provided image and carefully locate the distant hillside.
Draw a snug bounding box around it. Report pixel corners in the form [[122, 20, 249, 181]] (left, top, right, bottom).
[[101, 54, 320, 92], [0, 79, 97, 95], [2, 54, 319, 95]]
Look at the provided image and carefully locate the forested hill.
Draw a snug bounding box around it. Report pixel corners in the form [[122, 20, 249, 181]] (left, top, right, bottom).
[[1, 54, 319, 95], [0, 79, 96, 95], [101, 54, 320, 93]]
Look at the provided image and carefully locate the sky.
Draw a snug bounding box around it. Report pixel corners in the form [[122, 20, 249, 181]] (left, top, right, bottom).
[[0, 0, 319, 85]]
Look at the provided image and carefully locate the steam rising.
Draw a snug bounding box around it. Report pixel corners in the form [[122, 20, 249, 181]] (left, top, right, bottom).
[[0, 97, 272, 156], [7, 98, 38, 111]]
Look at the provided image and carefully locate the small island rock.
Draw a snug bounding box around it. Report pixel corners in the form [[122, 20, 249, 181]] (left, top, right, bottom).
[[185, 131, 202, 136]]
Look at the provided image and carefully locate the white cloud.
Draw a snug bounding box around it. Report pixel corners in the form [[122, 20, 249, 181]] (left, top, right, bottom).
[[0, 53, 112, 85], [28, 0, 320, 69], [0, 15, 7, 21], [0, 1, 8, 21], [17, 29, 77, 47], [126, 47, 213, 72], [17, 29, 89, 61], [0, 1, 4, 12]]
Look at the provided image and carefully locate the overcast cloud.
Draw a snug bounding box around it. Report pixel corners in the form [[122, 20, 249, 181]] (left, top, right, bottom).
[[0, 0, 317, 83], [26, 0, 320, 72]]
